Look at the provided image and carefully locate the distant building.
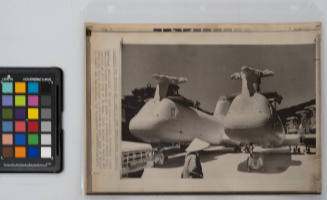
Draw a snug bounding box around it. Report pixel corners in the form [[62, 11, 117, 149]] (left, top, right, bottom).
[[305, 105, 316, 133], [278, 99, 316, 151], [285, 116, 299, 134], [295, 110, 311, 135], [278, 99, 316, 130]]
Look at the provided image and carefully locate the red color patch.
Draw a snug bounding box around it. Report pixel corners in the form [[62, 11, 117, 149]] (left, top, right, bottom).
[[28, 121, 38, 132], [15, 121, 26, 132]]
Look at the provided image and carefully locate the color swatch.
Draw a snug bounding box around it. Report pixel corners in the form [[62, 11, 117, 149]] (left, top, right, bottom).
[[1, 81, 53, 159], [0, 68, 63, 173]]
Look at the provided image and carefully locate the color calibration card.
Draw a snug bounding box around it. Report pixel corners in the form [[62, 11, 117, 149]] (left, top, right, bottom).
[[0, 68, 63, 173]]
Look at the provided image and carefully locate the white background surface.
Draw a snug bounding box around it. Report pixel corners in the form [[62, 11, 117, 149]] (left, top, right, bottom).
[[0, 0, 326, 199]]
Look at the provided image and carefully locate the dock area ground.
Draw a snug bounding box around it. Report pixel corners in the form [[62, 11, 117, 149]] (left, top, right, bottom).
[[142, 147, 319, 187]]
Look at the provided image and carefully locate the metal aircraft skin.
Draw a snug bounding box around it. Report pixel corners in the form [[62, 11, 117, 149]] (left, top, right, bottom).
[[129, 74, 237, 147], [129, 66, 301, 150], [224, 66, 301, 148], [129, 67, 302, 169]]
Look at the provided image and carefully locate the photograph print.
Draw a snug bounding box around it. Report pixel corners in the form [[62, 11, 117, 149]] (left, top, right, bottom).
[[121, 43, 319, 191]]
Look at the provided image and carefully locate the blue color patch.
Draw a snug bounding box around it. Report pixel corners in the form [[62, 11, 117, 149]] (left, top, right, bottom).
[[28, 82, 39, 94], [2, 95, 13, 106], [2, 121, 13, 132], [15, 134, 26, 145], [2, 82, 13, 93], [27, 147, 39, 158]]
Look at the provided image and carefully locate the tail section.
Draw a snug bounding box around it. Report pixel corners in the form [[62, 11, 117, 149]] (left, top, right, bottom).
[[152, 74, 187, 102], [230, 66, 274, 96], [214, 96, 231, 116]]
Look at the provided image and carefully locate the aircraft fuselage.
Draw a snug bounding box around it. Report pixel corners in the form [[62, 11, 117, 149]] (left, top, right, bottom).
[[224, 93, 285, 147], [129, 98, 226, 145]]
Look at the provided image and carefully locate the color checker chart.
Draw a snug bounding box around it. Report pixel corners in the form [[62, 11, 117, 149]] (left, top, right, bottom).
[[0, 68, 63, 173]]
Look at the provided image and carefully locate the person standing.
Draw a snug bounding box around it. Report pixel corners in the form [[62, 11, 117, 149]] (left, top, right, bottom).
[[181, 138, 208, 178]]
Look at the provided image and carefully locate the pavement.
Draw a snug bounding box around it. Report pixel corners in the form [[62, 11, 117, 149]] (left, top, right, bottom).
[[142, 147, 320, 190]]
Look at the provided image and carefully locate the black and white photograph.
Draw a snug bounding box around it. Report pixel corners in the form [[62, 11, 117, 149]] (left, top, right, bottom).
[[121, 43, 320, 186], [84, 23, 321, 193]]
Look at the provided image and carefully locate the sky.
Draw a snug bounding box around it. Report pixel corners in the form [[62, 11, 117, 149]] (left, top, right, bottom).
[[122, 44, 316, 112]]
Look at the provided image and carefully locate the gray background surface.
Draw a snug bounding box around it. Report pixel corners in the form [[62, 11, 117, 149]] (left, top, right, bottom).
[[123, 45, 315, 111], [0, 0, 326, 199]]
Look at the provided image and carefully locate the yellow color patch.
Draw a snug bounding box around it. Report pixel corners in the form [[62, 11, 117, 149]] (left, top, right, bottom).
[[15, 82, 26, 93], [28, 108, 39, 119]]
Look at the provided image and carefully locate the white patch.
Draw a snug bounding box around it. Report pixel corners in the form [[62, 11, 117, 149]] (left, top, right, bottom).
[[41, 147, 51, 158]]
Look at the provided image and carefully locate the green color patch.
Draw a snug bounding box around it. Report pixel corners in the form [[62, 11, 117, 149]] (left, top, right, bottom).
[[28, 134, 38, 145], [15, 95, 26, 107], [2, 108, 13, 119]]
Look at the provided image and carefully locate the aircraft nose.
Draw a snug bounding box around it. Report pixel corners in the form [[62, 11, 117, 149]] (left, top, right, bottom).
[[224, 114, 246, 130], [129, 115, 149, 134], [224, 113, 269, 131], [128, 98, 175, 142], [129, 114, 161, 142], [224, 112, 271, 142], [224, 115, 253, 142]]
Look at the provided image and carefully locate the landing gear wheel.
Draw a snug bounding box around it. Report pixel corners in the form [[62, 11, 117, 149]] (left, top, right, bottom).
[[292, 146, 300, 154], [247, 154, 264, 172], [154, 151, 168, 166], [306, 146, 311, 154], [247, 156, 252, 172], [244, 143, 254, 154], [233, 146, 241, 153], [249, 143, 254, 154]]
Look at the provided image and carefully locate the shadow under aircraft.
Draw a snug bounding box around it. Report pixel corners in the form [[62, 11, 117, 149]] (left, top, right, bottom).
[[237, 149, 302, 173], [156, 148, 235, 169]]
